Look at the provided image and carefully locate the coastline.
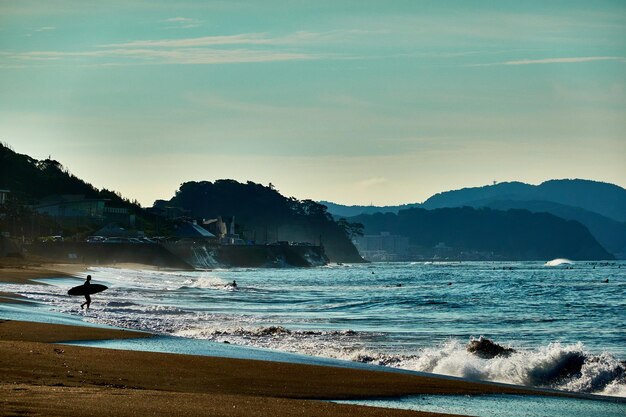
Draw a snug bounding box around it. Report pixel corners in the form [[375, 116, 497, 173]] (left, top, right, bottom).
[[0, 262, 619, 416], [0, 319, 557, 417]]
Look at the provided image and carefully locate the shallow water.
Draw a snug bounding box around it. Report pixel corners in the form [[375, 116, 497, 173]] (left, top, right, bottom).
[[2, 261, 625, 396], [335, 394, 626, 417]]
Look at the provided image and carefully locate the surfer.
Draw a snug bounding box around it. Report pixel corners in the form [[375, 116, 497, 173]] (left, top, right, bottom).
[[81, 275, 92, 310], [231, 280, 237, 288]]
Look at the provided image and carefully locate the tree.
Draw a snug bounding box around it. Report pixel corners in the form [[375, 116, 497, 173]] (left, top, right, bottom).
[[336, 218, 364, 239]]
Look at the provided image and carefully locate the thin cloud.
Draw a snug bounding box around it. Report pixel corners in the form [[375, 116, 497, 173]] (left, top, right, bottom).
[[10, 48, 316, 65], [162, 17, 200, 29], [1, 30, 368, 67], [471, 56, 626, 67], [164, 17, 194, 23], [100, 30, 374, 49], [504, 56, 625, 65], [101, 33, 270, 48]]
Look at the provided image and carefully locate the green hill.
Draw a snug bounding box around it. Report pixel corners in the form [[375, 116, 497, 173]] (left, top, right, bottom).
[[0, 142, 136, 208], [0, 142, 152, 238], [480, 200, 626, 259], [157, 180, 364, 263], [350, 206, 613, 261]]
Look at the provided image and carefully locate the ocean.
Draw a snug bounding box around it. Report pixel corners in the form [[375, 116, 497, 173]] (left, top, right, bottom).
[[2, 261, 625, 398]]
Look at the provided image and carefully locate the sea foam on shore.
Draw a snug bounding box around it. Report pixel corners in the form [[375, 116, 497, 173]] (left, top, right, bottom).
[[2, 261, 625, 397]]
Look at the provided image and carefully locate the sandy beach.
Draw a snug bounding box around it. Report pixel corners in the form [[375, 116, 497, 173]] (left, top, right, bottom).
[[0, 262, 585, 417]]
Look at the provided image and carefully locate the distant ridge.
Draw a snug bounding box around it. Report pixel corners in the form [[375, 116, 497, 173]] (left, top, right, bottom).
[[349, 206, 613, 261], [323, 179, 626, 222], [479, 200, 626, 259], [319, 201, 421, 217], [323, 179, 626, 259], [422, 179, 626, 223]]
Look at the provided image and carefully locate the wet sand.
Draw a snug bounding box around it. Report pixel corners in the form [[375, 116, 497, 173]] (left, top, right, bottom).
[[0, 263, 574, 417]]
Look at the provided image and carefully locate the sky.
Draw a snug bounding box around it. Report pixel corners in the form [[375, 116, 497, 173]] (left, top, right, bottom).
[[1, 0, 625, 207]]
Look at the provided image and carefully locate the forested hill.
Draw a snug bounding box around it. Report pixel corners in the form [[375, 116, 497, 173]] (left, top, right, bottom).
[[350, 207, 613, 261], [0, 142, 137, 208], [319, 201, 421, 217], [156, 180, 364, 263]]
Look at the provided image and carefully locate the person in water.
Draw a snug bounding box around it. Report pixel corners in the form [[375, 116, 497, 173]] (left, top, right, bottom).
[[81, 275, 92, 310], [231, 280, 237, 288]]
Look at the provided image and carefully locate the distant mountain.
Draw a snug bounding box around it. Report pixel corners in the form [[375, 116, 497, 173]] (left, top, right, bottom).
[[422, 179, 626, 223], [349, 207, 613, 261], [157, 180, 364, 263], [481, 200, 626, 259], [320, 201, 421, 217]]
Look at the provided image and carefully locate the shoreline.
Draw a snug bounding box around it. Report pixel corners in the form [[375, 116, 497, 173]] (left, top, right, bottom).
[[0, 262, 622, 416], [0, 318, 570, 417]]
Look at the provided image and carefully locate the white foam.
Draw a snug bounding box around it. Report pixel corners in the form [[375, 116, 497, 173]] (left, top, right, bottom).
[[3, 264, 624, 398], [545, 258, 574, 267], [600, 380, 626, 397], [180, 275, 228, 289]]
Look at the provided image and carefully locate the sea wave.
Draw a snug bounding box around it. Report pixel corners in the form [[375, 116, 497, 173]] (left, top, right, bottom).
[[171, 326, 626, 397], [179, 276, 230, 289], [406, 339, 624, 394]]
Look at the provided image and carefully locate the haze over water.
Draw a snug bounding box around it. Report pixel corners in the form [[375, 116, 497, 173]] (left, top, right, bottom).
[[5, 261, 626, 397]]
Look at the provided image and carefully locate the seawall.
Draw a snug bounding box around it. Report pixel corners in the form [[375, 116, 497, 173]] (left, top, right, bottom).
[[25, 242, 329, 269], [26, 242, 194, 269], [162, 242, 329, 269]]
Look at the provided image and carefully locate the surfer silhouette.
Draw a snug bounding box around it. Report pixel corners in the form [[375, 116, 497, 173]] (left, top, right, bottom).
[[81, 275, 92, 310], [68, 275, 107, 309], [231, 280, 237, 288]]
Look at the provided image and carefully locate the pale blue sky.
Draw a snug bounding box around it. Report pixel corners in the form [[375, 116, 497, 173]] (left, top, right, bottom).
[[1, 1, 625, 206]]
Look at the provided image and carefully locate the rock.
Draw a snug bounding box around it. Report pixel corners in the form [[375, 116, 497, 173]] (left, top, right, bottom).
[[467, 336, 515, 359]]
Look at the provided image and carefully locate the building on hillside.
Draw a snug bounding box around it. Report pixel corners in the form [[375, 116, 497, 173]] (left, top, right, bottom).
[[33, 195, 106, 220], [174, 220, 216, 239], [221, 216, 245, 245], [104, 206, 135, 227], [202, 217, 227, 238], [353, 232, 410, 261], [0, 189, 10, 206], [32, 195, 135, 228], [93, 223, 137, 238], [148, 205, 190, 220]]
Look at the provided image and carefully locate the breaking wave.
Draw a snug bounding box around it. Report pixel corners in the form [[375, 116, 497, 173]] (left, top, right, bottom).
[[173, 326, 626, 397], [179, 276, 229, 289], [545, 258, 574, 267], [402, 339, 625, 396], [3, 262, 625, 399]]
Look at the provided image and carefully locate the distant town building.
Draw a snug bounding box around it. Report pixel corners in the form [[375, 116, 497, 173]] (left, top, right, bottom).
[[148, 205, 190, 220], [34, 195, 106, 219], [174, 220, 216, 239], [94, 223, 133, 237], [353, 232, 410, 261], [32, 195, 134, 227], [202, 217, 227, 237], [0, 189, 9, 205]]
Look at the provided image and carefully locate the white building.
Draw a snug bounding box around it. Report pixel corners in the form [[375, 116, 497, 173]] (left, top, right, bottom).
[[353, 232, 410, 261]]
